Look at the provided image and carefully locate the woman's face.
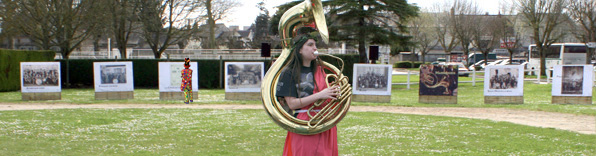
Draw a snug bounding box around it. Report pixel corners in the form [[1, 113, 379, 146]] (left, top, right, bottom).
[[299, 39, 318, 62]]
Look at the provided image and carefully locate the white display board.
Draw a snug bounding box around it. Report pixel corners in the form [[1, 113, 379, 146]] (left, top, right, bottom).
[[93, 62, 134, 92], [225, 62, 264, 92], [483, 65, 524, 96], [158, 62, 198, 92], [352, 64, 392, 95], [552, 65, 593, 96], [20, 62, 61, 93]]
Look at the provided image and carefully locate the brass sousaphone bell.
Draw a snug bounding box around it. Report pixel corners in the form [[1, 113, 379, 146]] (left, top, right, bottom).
[[261, 0, 352, 135]]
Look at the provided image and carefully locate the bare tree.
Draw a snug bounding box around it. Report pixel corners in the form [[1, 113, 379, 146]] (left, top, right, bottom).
[[409, 11, 438, 64], [1, 0, 57, 50], [472, 16, 500, 66], [0, 2, 19, 49], [496, 0, 523, 64], [431, 2, 459, 62], [568, 0, 596, 64], [1, 0, 103, 59], [517, 0, 567, 75], [204, 0, 240, 49], [137, 0, 202, 59], [451, 0, 481, 65], [107, 0, 141, 59]]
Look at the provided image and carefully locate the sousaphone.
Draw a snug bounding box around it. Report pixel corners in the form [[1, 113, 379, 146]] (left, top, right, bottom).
[[261, 0, 352, 135]]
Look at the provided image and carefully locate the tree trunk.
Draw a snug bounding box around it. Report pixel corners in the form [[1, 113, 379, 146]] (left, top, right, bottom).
[[153, 50, 161, 59], [540, 53, 546, 76], [358, 0, 367, 63], [61, 48, 70, 59], [482, 52, 488, 66], [118, 45, 127, 59], [207, 0, 216, 49], [509, 51, 513, 65], [587, 46, 594, 64]]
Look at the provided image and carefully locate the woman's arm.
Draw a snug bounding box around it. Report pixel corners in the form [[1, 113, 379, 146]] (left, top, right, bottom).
[[284, 86, 339, 110]]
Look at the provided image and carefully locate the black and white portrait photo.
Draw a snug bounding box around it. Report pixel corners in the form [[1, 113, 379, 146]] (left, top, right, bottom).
[[21, 65, 60, 87], [20, 62, 62, 93], [484, 65, 524, 96], [93, 62, 134, 92], [561, 66, 583, 95], [489, 68, 518, 89], [552, 65, 593, 97], [225, 62, 264, 92], [352, 64, 392, 95], [100, 65, 127, 84]]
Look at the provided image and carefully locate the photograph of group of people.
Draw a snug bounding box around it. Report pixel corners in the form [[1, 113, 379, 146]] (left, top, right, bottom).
[[100, 65, 127, 84], [354, 64, 391, 92], [489, 68, 519, 89], [225, 62, 264, 92], [483, 65, 524, 96], [21, 65, 60, 87], [419, 64, 458, 96]]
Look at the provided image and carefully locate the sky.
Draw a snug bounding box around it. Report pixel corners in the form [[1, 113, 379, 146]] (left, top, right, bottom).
[[223, 0, 503, 30]]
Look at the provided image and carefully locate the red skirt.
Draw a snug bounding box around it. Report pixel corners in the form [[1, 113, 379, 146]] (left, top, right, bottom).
[[282, 111, 338, 156]]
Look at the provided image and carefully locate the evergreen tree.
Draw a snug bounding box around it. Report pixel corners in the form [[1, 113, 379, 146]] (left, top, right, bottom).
[[251, 1, 271, 48], [326, 0, 418, 63]]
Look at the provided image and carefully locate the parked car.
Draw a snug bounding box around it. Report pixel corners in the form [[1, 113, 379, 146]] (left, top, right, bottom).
[[498, 60, 510, 65], [443, 62, 470, 77]]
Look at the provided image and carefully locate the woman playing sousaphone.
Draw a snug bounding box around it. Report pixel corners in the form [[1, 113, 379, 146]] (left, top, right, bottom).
[[260, 0, 352, 155], [276, 27, 340, 155]]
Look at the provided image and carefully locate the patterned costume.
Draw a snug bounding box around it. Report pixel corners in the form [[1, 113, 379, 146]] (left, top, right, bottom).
[[181, 58, 193, 104]]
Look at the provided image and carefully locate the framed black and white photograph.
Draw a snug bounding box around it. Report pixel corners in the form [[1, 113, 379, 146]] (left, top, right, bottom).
[[20, 62, 61, 93], [484, 65, 524, 96], [419, 64, 458, 96], [100, 65, 127, 84], [225, 62, 264, 92], [552, 65, 593, 96], [562, 66, 583, 94], [352, 64, 392, 95], [158, 62, 198, 92], [93, 62, 134, 92]]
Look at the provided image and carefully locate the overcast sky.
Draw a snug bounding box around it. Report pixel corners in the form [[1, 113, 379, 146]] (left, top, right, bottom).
[[223, 0, 503, 30]]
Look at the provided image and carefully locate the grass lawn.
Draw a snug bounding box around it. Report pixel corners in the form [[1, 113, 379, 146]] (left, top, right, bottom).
[[0, 109, 594, 155], [1, 79, 595, 115]]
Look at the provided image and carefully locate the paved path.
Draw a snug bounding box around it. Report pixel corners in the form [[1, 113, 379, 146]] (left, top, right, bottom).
[[0, 103, 594, 135]]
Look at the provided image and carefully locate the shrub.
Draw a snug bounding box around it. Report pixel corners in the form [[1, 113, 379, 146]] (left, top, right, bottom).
[[0, 50, 55, 92], [52, 54, 359, 89], [394, 61, 413, 68]]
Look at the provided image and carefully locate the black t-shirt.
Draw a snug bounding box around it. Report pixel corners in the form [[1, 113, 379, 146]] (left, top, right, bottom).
[[276, 66, 314, 98]]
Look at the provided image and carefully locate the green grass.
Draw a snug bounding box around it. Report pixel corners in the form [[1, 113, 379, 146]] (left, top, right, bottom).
[[392, 75, 483, 83], [0, 89, 252, 105], [1, 80, 596, 115], [384, 82, 596, 116], [0, 109, 593, 155]]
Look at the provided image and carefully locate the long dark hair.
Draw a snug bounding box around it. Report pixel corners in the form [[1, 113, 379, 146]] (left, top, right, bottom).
[[283, 27, 321, 94]]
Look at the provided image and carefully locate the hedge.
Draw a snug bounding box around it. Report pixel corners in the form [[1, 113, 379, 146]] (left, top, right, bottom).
[[0, 49, 56, 92], [318, 54, 359, 82], [56, 55, 359, 89], [394, 61, 425, 68], [57, 59, 272, 89], [5, 54, 359, 90]]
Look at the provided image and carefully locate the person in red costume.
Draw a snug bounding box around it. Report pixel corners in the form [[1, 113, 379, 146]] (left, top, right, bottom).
[[276, 27, 340, 156], [181, 58, 193, 104]]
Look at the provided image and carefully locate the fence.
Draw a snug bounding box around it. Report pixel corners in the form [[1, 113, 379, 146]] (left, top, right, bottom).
[[57, 48, 360, 60], [392, 68, 596, 89]]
